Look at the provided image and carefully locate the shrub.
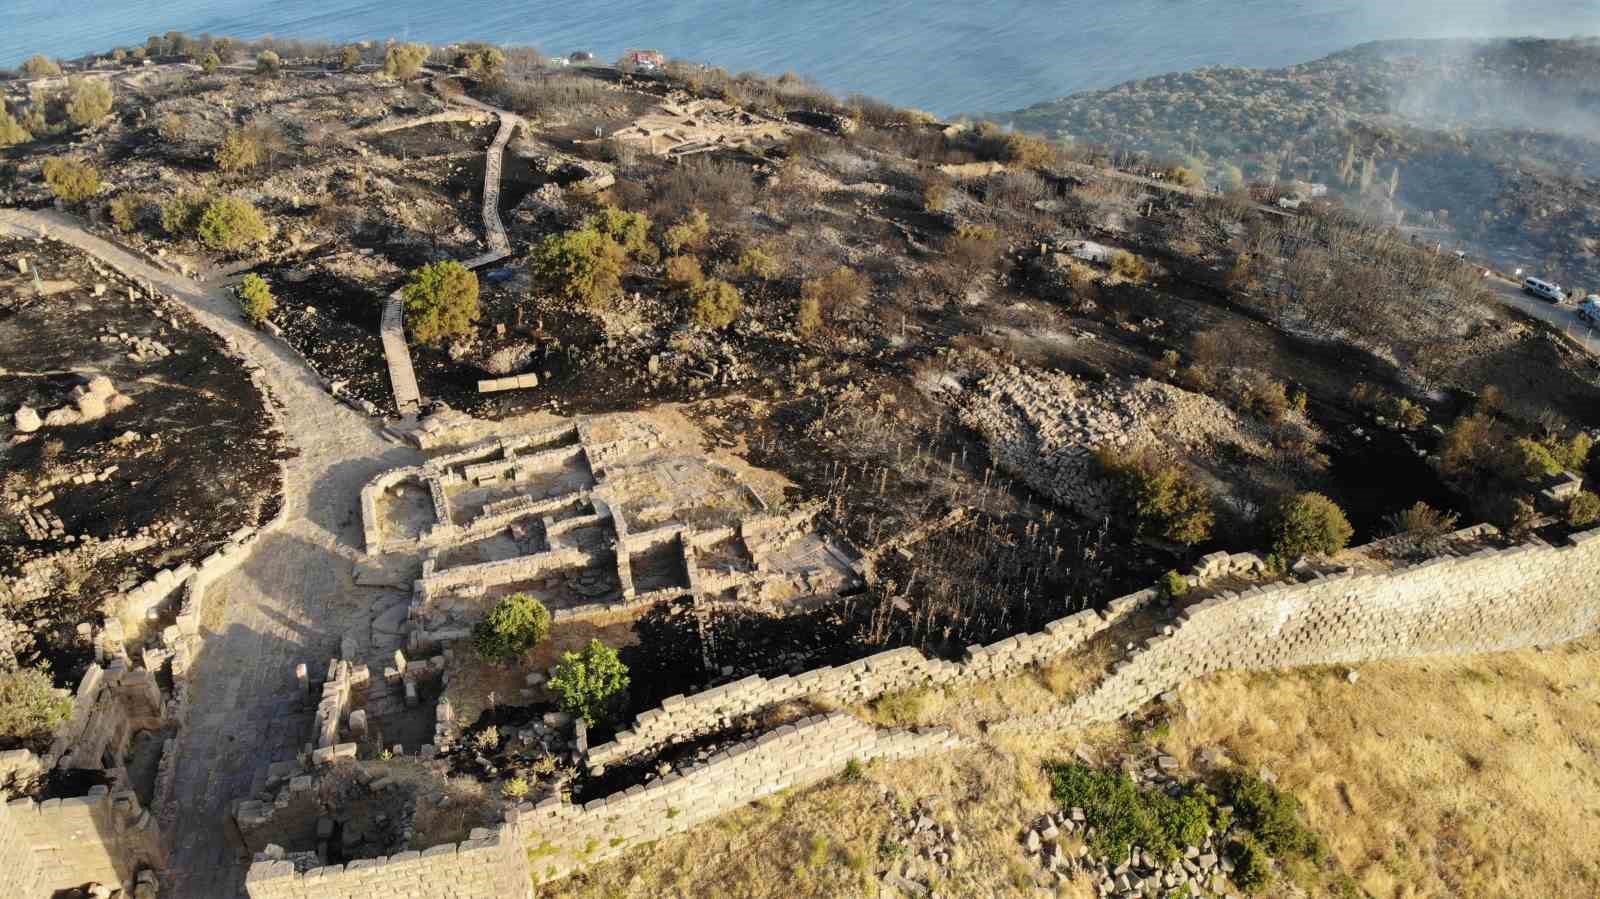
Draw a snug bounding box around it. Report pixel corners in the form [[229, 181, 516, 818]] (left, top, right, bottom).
[[945, 223, 1002, 271], [797, 295, 823, 337], [108, 193, 146, 233], [402, 260, 480, 344], [255, 50, 281, 77], [214, 128, 263, 173], [1505, 437, 1562, 480], [161, 192, 210, 236], [21, 55, 62, 78], [1241, 373, 1290, 423], [1110, 249, 1148, 283], [662, 208, 710, 253], [1098, 449, 1215, 545], [156, 112, 186, 141], [1568, 491, 1600, 527], [549, 639, 630, 725], [1221, 771, 1322, 861], [1159, 569, 1189, 598], [64, 77, 113, 127], [384, 43, 430, 79], [0, 667, 72, 753], [1383, 501, 1458, 542], [1550, 432, 1592, 472], [1046, 762, 1222, 864], [589, 206, 653, 257], [663, 254, 704, 289], [800, 266, 869, 324], [531, 227, 628, 310], [0, 102, 31, 147], [471, 593, 551, 663], [1165, 165, 1202, 188], [688, 278, 742, 328], [503, 775, 530, 798], [40, 157, 100, 204], [1388, 396, 1427, 429], [735, 246, 779, 280], [339, 46, 362, 71], [196, 195, 268, 251], [200, 51, 221, 74], [1268, 492, 1353, 561], [1228, 837, 1273, 894], [1000, 131, 1057, 168], [236, 273, 276, 324], [1437, 413, 1501, 480]]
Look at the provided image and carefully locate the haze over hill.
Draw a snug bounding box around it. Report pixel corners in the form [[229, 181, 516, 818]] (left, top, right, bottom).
[[998, 37, 1600, 290]]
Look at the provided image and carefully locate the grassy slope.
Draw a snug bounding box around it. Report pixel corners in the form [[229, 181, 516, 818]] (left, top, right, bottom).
[[548, 635, 1600, 898]]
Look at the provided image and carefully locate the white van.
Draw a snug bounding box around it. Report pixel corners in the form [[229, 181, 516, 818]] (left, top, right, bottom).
[[1522, 277, 1564, 302]]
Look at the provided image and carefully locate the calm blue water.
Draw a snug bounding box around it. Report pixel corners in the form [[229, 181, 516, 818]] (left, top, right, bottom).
[[3, 1, 1596, 114]]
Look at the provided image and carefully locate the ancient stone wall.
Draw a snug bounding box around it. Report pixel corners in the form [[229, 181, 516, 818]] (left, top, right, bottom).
[[585, 591, 1152, 769], [516, 711, 959, 882], [0, 787, 163, 896], [243, 824, 530, 899], [995, 526, 1600, 735]]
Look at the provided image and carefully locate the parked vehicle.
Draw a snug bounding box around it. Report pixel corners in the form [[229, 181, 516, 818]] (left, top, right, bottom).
[[1580, 296, 1600, 325], [1522, 277, 1564, 302]]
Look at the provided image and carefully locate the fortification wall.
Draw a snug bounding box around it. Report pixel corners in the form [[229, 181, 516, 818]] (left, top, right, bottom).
[[585, 590, 1151, 769], [516, 711, 958, 882], [0, 787, 162, 896], [995, 526, 1600, 735], [243, 824, 530, 899]]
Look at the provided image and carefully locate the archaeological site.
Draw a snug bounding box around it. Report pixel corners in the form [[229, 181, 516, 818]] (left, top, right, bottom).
[[2, 30, 1599, 899]]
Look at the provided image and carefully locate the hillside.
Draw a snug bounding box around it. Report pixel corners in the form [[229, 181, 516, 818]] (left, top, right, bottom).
[[1, 34, 1599, 899], [997, 38, 1600, 291]]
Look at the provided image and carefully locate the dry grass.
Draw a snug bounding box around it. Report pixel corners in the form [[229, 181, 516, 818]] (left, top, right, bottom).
[[1161, 637, 1600, 898], [542, 626, 1600, 899]]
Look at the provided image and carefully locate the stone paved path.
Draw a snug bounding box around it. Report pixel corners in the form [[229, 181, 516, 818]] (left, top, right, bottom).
[[0, 209, 421, 898], [377, 90, 524, 417]]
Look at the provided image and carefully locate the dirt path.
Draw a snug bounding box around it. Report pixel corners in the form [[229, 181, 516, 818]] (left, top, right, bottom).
[[0, 209, 421, 898]]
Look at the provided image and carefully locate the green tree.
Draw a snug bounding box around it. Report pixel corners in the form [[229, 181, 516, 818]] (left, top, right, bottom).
[[199, 51, 221, 74], [214, 128, 262, 173], [471, 593, 551, 663], [383, 43, 430, 79], [40, 157, 100, 204], [339, 46, 362, 71], [1099, 450, 1215, 545], [688, 278, 742, 328], [550, 639, 630, 725], [1268, 492, 1353, 560], [196, 195, 268, 250], [236, 273, 276, 324], [402, 260, 480, 344], [1505, 437, 1562, 481], [255, 50, 281, 77], [0, 667, 72, 753], [530, 227, 627, 310], [664, 254, 704, 289], [21, 55, 61, 78], [161, 192, 210, 236], [64, 77, 113, 127]]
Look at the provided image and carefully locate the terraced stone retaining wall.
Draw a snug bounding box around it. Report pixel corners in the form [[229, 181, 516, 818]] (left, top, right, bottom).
[[0, 786, 163, 897], [243, 824, 530, 899]]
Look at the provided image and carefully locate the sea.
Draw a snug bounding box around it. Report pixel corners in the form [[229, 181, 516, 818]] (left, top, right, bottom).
[[2, 0, 1597, 115]]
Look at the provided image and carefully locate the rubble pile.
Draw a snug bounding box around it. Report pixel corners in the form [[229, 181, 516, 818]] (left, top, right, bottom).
[[958, 367, 1271, 520]]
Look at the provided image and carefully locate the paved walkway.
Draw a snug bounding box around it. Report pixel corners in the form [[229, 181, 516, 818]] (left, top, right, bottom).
[[0, 209, 421, 898], [376, 89, 524, 417]]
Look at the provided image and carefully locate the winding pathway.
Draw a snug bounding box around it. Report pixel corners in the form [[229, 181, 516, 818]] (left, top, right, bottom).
[[378, 87, 524, 418], [0, 209, 421, 898]]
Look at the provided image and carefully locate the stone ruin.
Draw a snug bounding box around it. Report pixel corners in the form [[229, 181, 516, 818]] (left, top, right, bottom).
[[358, 416, 864, 655]]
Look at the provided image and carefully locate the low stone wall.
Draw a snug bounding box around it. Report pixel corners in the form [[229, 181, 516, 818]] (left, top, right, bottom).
[[0, 786, 163, 896], [995, 526, 1600, 735], [516, 711, 959, 882], [243, 824, 530, 899], [585, 590, 1151, 769]]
